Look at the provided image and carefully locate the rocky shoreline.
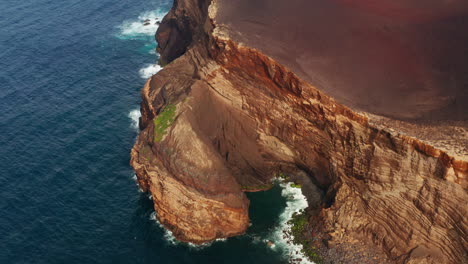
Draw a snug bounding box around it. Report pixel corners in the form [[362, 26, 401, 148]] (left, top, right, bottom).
[[131, 0, 468, 263]]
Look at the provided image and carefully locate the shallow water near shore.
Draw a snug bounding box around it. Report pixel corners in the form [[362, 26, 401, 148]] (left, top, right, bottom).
[[0, 0, 313, 263]]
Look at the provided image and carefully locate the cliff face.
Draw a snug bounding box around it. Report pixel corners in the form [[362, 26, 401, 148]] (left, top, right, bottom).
[[131, 0, 468, 263], [155, 0, 212, 65]]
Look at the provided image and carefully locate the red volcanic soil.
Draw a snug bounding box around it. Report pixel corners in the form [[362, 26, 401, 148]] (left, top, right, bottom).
[[215, 0, 468, 122], [336, 0, 468, 22]]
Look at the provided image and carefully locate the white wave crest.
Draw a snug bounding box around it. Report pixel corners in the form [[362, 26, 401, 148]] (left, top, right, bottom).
[[131, 174, 143, 192], [149, 212, 179, 245], [128, 109, 141, 130], [268, 181, 315, 264], [139, 64, 162, 79], [117, 10, 166, 38], [149, 211, 227, 250]]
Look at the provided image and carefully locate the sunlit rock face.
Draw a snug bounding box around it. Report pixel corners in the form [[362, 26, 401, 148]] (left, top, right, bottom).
[[215, 0, 468, 121], [131, 0, 467, 263]]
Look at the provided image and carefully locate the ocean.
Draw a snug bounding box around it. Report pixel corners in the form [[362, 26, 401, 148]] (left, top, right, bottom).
[[0, 0, 310, 263]]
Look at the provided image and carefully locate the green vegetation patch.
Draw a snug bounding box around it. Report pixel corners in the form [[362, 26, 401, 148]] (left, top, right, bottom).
[[290, 183, 302, 188], [153, 104, 177, 142], [241, 183, 273, 191], [289, 210, 308, 244], [278, 172, 289, 181], [277, 172, 301, 188], [288, 210, 323, 263]]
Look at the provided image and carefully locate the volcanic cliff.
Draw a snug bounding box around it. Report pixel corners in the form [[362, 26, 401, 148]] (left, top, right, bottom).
[[130, 0, 468, 263]]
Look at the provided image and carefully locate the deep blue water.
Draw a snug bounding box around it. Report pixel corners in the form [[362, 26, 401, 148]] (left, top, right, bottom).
[[0, 0, 294, 263]]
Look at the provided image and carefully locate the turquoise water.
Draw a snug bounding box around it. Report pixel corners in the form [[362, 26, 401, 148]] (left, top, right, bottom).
[[0, 0, 308, 263]]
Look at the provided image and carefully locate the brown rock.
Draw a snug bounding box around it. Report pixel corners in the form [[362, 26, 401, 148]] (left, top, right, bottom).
[[131, 0, 468, 263]]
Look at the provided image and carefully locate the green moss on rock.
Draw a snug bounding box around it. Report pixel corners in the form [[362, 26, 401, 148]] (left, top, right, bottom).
[[153, 104, 177, 142], [278, 172, 289, 181], [288, 210, 323, 264], [241, 183, 273, 191], [290, 183, 302, 188]]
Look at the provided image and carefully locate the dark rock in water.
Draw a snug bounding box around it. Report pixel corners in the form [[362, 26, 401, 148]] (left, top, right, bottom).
[[143, 19, 150, 23], [143, 22, 151, 26], [156, 21, 160, 25]]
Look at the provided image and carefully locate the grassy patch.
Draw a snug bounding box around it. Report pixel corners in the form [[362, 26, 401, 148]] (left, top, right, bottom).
[[278, 172, 289, 181], [241, 183, 273, 191], [153, 104, 177, 142], [288, 210, 323, 264], [290, 183, 302, 189]]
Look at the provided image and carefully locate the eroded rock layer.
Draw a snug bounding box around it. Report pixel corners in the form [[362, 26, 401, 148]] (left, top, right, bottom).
[[131, 0, 467, 263]]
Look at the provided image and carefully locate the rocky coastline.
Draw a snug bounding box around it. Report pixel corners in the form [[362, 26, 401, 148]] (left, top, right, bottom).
[[130, 0, 467, 263]]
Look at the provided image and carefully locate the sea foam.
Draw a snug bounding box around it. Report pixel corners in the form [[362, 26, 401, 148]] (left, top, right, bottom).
[[149, 211, 226, 250], [128, 109, 141, 131], [268, 181, 315, 264], [139, 64, 162, 79], [117, 10, 166, 79], [150, 212, 180, 245], [117, 10, 166, 39]]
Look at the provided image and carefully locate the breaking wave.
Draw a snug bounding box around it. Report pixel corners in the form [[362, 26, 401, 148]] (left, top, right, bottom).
[[149, 212, 180, 245], [149, 211, 227, 250], [139, 64, 162, 79], [117, 9, 165, 79], [116, 10, 166, 39], [268, 181, 315, 264], [128, 109, 141, 131]]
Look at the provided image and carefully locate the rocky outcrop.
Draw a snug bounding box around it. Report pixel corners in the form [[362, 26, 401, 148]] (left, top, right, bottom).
[[131, 0, 468, 263], [155, 0, 212, 65]]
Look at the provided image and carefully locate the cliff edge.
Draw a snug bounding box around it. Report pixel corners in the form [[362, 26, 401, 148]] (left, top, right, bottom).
[[131, 0, 468, 263]]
